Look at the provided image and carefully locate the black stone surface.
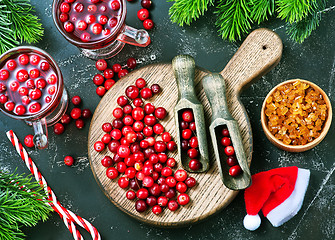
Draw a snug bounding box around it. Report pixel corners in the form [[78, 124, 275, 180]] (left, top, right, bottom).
[[0, 1, 334, 240]]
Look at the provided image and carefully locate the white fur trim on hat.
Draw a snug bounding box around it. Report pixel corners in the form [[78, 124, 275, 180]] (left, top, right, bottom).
[[243, 214, 261, 231], [266, 168, 310, 227]]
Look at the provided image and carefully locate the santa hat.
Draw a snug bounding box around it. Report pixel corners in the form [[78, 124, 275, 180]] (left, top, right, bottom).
[[243, 166, 310, 231]]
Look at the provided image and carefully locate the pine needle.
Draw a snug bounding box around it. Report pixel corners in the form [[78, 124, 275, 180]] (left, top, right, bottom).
[[215, 0, 253, 42], [250, 0, 275, 24], [277, 0, 313, 23], [0, 171, 52, 240], [169, 0, 213, 26]]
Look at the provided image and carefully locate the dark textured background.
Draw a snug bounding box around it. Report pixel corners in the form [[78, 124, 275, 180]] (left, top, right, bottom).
[[0, 1, 334, 239]]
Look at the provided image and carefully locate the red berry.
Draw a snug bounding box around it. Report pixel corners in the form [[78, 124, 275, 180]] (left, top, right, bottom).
[[189, 136, 198, 148], [146, 196, 157, 206], [182, 109, 193, 122], [99, 15, 108, 25], [54, 123, 65, 135], [40, 61, 50, 71], [64, 21, 74, 32], [21, 96, 30, 106], [96, 86, 106, 97], [143, 126, 153, 137], [112, 63, 122, 73], [96, 59, 107, 71], [117, 145, 130, 158], [185, 177, 196, 188], [10, 81, 20, 92], [166, 158, 176, 168], [77, 20, 87, 31], [29, 69, 40, 79], [101, 156, 113, 167], [133, 98, 143, 107], [64, 156, 74, 166], [93, 74, 104, 86], [144, 103, 155, 114], [75, 119, 85, 129], [143, 19, 154, 30], [182, 129, 192, 140], [71, 96, 81, 105], [161, 167, 172, 177], [137, 8, 149, 21], [118, 69, 129, 78], [16, 69, 29, 82], [140, 87, 152, 99], [82, 109, 92, 118], [157, 196, 168, 207], [151, 84, 161, 94], [104, 79, 115, 90], [154, 107, 167, 120], [111, 0, 120, 10], [141, 0, 152, 9], [176, 182, 187, 193], [136, 188, 149, 200], [6, 59, 17, 71], [144, 115, 156, 126], [109, 141, 120, 153], [102, 122, 112, 132], [123, 104, 133, 114], [125, 85, 139, 99], [126, 190, 136, 200], [142, 176, 154, 188], [132, 107, 144, 121], [5, 101, 15, 111], [36, 79, 46, 89], [86, 14, 96, 24], [123, 115, 134, 126], [177, 193, 190, 206], [103, 68, 114, 79], [152, 205, 162, 215], [135, 78, 146, 88], [94, 141, 105, 152], [227, 156, 238, 166], [221, 137, 231, 146], [118, 177, 130, 188], [166, 176, 177, 188], [106, 167, 118, 179], [167, 141, 177, 151], [117, 96, 128, 107], [126, 57, 137, 69], [60, 2, 70, 13], [28, 102, 41, 113], [71, 108, 81, 119], [224, 146, 235, 156], [168, 200, 179, 211], [174, 169, 187, 182], [187, 148, 198, 159], [229, 165, 242, 177], [189, 159, 201, 171], [74, 3, 84, 12], [135, 200, 147, 212], [222, 128, 229, 137], [18, 54, 29, 65], [24, 135, 34, 148], [0, 94, 8, 104]]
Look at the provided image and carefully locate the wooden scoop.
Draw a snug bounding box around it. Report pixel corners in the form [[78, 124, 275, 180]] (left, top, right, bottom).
[[203, 73, 251, 190], [172, 55, 209, 172]]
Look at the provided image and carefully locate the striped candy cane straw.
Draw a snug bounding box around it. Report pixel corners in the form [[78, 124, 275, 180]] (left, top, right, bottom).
[[6, 130, 101, 240]]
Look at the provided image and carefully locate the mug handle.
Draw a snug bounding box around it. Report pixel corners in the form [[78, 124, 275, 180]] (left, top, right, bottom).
[[31, 117, 48, 149], [116, 25, 151, 47]]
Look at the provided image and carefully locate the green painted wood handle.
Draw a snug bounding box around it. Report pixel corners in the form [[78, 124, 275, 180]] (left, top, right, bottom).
[[202, 73, 232, 121], [172, 55, 199, 103]]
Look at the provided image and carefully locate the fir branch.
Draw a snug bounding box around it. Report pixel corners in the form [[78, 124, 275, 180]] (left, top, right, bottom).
[[4, 0, 44, 43], [169, 0, 213, 26], [250, 0, 275, 24], [277, 0, 313, 23], [0, 171, 52, 240], [286, 0, 327, 42], [0, 4, 18, 54], [215, 0, 253, 42]]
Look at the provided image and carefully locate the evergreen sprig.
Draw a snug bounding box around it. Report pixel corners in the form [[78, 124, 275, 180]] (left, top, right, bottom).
[[0, 171, 52, 240], [168, 0, 213, 26], [168, 0, 329, 43], [0, 0, 44, 54]]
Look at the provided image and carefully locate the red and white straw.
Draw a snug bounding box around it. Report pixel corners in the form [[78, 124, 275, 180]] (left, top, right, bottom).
[[6, 130, 101, 240]]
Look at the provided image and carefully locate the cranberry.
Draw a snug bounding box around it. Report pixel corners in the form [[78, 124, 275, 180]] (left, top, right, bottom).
[[113, 154, 124, 163], [161, 167, 172, 177], [189, 159, 201, 171], [6, 59, 17, 70], [187, 148, 199, 159], [182, 110, 194, 122], [130, 142, 141, 154], [104, 79, 115, 90], [74, 2, 84, 12], [154, 107, 167, 120], [135, 200, 147, 212], [143, 126, 153, 137], [64, 21, 74, 32], [182, 129, 192, 139], [20, 96, 29, 105], [109, 17, 118, 27], [174, 169, 187, 182], [160, 183, 170, 193], [154, 163, 163, 172], [111, 0, 120, 10], [117, 145, 130, 158], [157, 196, 168, 207], [96, 59, 107, 71], [106, 167, 118, 179], [151, 84, 161, 95], [24, 134, 34, 148], [165, 188, 176, 199], [94, 141, 105, 152], [143, 19, 154, 30], [99, 15, 108, 25], [112, 107, 123, 119], [36, 79, 46, 89], [117, 162, 127, 173], [70, 108, 81, 119], [118, 177, 129, 188], [64, 156, 74, 166], [86, 14, 96, 24], [60, 2, 70, 13], [28, 103, 41, 113], [101, 156, 113, 167], [134, 162, 143, 171], [40, 61, 50, 71], [167, 141, 177, 151], [93, 74, 104, 85], [112, 63, 122, 73], [142, 164, 153, 175], [154, 141, 166, 153], [47, 74, 57, 84], [222, 128, 229, 137], [126, 57, 137, 69], [0, 94, 8, 104], [135, 78, 146, 88], [133, 151, 145, 162], [133, 98, 143, 107], [96, 86, 106, 96], [137, 8, 149, 21], [166, 158, 176, 168], [117, 96, 128, 107], [18, 54, 29, 65], [136, 188, 149, 200], [10, 81, 20, 91], [227, 156, 238, 166], [59, 13, 68, 22], [133, 121, 144, 132], [129, 178, 141, 190], [16, 69, 29, 82], [54, 123, 65, 135], [75, 119, 84, 129], [146, 137, 155, 146], [71, 96, 81, 105], [224, 146, 235, 156], [5, 102, 15, 111], [132, 107, 144, 121], [125, 131, 137, 143], [141, 0, 152, 9], [152, 205, 162, 215], [229, 165, 242, 177], [142, 176, 154, 188], [177, 193, 190, 206], [144, 115, 156, 126], [77, 20, 87, 31], [102, 122, 112, 132], [29, 69, 40, 79], [122, 126, 133, 135], [145, 196, 156, 207], [221, 137, 231, 146], [101, 133, 111, 144], [126, 190, 136, 200], [108, 140, 120, 153], [185, 177, 196, 188], [48, 86, 56, 95], [0, 69, 9, 81], [176, 182, 187, 193], [166, 176, 177, 188], [125, 85, 139, 99], [140, 87, 153, 99], [140, 140, 149, 149], [118, 69, 129, 78], [144, 103, 155, 114], [123, 104, 133, 114], [189, 136, 198, 148], [82, 109, 92, 119]]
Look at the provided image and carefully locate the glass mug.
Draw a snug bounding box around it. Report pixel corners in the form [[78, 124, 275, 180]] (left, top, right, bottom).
[[52, 0, 150, 59], [0, 46, 68, 149]]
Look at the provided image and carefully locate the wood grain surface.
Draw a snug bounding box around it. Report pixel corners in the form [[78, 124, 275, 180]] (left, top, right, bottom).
[[88, 28, 283, 227]]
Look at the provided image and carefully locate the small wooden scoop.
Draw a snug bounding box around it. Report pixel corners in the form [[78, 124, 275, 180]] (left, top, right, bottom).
[[172, 55, 209, 172], [203, 73, 251, 190]]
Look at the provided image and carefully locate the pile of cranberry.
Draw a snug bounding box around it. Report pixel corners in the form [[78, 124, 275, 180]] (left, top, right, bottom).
[[220, 126, 242, 177], [93, 78, 197, 214], [135, 0, 154, 30], [179, 109, 202, 171], [93, 57, 136, 97], [53, 95, 92, 135]]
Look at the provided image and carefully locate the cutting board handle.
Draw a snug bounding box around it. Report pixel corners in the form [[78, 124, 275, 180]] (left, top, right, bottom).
[[202, 73, 233, 121], [172, 55, 198, 103], [220, 28, 283, 92]]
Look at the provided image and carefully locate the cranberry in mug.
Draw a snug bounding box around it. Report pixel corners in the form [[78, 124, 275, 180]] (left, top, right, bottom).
[[0, 53, 59, 116]]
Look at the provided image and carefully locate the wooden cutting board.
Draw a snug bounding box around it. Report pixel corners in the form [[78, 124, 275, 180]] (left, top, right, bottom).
[[88, 28, 283, 227]]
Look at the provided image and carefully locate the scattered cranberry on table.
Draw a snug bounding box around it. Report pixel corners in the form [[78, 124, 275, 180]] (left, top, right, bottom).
[[64, 155, 74, 166], [24, 134, 34, 148]]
